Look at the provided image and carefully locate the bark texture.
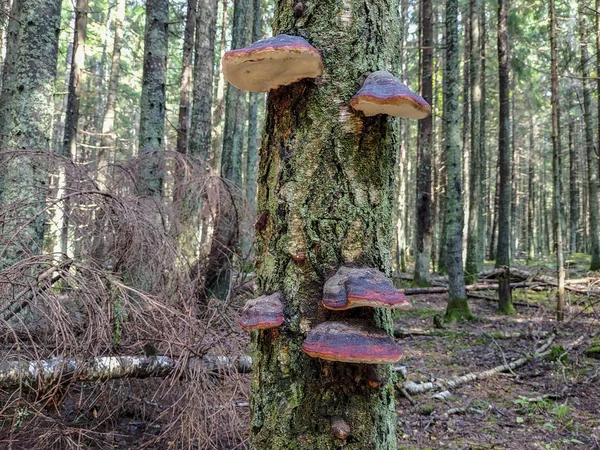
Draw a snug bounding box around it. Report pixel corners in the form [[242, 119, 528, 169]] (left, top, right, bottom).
[[97, 0, 125, 189], [580, 6, 600, 271], [413, 0, 433, 285], [0, 0, 62, 264], [465, 0, 481, 284], [550, 0, 564, 321], [250, 0, 402, 448], [496, 0, 515, 314], [139, 0, 168, 197], [176, 0, 197, 155], [190, 0, 218, 160], [221, 0, 251, 182], [442, 0, 471, 321]]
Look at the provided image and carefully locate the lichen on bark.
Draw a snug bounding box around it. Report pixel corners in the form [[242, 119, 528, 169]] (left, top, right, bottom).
[[249, 0, 402, 448]]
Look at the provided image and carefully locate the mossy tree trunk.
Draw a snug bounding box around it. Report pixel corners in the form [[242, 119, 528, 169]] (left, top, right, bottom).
[[413, 0, 433, 286], [0, 0, 62, 265], [139, 0, 168, 197], [442, 0, 472, 322], [221, 0, 251, 182], [250, 1, 401, 448], [465, 0, 481, 284], [579, 4, 600, 271], [189, 0, 217, 160], [495, 0, 515, 314], [175, 0, 197, 156]]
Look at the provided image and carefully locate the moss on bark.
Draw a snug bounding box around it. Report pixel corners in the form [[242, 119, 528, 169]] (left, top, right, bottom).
[[250, 0, 402, 448], [444, 297, 475, 322]]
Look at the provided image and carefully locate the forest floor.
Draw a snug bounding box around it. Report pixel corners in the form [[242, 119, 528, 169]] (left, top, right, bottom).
[[394, 257, 599, 450]]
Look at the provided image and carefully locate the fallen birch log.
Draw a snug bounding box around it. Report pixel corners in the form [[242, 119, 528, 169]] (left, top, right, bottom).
[[400, 334, 557, 395], [0, 354, 252, 388], [402, 282, 543, 296], [400, 334, 585, 396]]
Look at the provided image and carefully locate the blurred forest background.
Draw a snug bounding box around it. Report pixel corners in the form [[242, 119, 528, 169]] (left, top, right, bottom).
[[0, 0, 599, 448]]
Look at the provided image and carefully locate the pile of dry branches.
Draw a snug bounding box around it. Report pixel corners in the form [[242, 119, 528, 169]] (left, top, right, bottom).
[[0, 151, 252, 449]]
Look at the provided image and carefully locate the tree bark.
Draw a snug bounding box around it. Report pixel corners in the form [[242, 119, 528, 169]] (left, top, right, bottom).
[[478, 1, 487, 270], [413, 0, 433, 285], [443, 0, 472, 322], [465, 0, 482, 284], [221, 0, 251, 183], [568, 91, 579, 254], [527, 115, 535, 261], [138, 0, 169, 197], [175, 0, 197, 155], [550, 0, 565, 321], [250, 0, 402, 447], [58, 0, 88, 257], [496, 0, 515, 314], [189, 0, 218, 160], [211, 0, 229, 167], [0, 0, 62, 264], [97, 0, 125, 189], [580, 3, 600, 271]]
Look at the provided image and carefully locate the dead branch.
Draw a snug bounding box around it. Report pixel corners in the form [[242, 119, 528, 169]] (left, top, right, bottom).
[[0, 354, 252, 388], [400, 334, 585, 395]]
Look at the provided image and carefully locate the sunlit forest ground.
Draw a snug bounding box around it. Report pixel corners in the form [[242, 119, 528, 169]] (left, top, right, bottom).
[[394, 254, 599, 450]]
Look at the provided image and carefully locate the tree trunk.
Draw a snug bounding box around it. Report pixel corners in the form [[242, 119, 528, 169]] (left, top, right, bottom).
[[97, 0, 125, 189], [527, 115, 535, 262], [414, 0, 433, 285], [0, 0, 62, 264], [250, 1, 402, 447], [465, 0, 481, 284], [550, 0, 565, 321], [138, 0, 169, 197], [496, 0, 515, 314], [175, 0, 197, 155], [211, 0, 229, 167], [189, 0, 218, 160], [568, 91, 579, 254], [220, 0, 251, 183], [443, 0, 472, 322], [580, 5, 600, 271], [478, 1, 487, 270], [58, 0, 87, 257]]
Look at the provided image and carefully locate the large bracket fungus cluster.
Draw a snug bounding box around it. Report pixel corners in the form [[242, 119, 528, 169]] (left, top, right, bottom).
[[224, 30, 431, 388]]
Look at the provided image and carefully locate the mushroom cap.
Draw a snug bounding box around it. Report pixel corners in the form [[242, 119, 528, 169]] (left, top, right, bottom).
[[323, 266, 412, 310], [222, 34, 324, 92], [350, 71, 431, 119], [239, 292, 284, 330], [301, 320, 403, 364]]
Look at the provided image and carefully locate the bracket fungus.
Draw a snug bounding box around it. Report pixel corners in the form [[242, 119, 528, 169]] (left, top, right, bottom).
[[350, 71, 431, 119], [239, 292, 285, 330], [323, 266, 411, 311], [301, 320, 403, 364], [222, 34, 323, 92]]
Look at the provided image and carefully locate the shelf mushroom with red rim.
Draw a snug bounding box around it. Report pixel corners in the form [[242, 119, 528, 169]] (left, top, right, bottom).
[[350, 71, 431, 119], [323, 266, 412, 311], [221, 34, 324, 92], [239, 292, 285, 330], [301, 320, 403, 364]]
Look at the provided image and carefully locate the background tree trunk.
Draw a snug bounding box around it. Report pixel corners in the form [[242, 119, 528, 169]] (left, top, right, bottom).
[[0, 0, 62, 264], [97, 0, 125, 189], [496, 0, 515, 314], [443, 0, 472, 321], [465, 0, 481, 284], [250, 0, 402, 447], [414, 0, 433, 285], [550, 0, 564, 321], [175, 0, 197, 155], [189, 0, 217, 160], [579, 4, 600, 271], [138, 0, 169, 197], [220, 0, 251, 182]]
